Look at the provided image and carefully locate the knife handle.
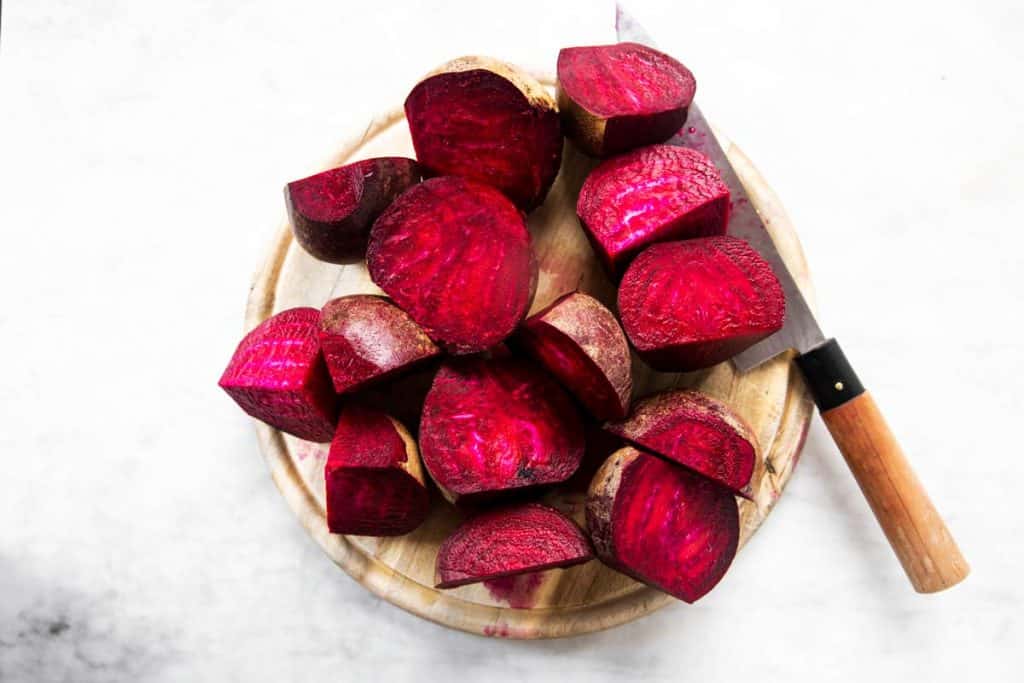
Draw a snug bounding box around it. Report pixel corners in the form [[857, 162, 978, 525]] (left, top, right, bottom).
[[795, 339, 969, 593]]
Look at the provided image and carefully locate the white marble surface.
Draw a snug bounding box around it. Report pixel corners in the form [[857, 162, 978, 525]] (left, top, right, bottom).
[[1, 0, 1021, 680]]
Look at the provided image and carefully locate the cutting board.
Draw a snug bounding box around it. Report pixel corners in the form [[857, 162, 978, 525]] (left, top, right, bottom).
[[243, 78, 815, 639]]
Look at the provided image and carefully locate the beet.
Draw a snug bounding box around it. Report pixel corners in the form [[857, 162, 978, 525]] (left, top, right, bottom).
[[618, 237, 785, 371], [586, 447, 739, 603], [319, 295, 440, 394], [404, 56, 562, 211], [517, 292, 632, 420], [419, 354, 584, 502], [367, 176, 537, 355], [435, 503, 592, 589], [285, 157, 421, 263], [605, 389, 758, 496], [325, 406, 429, 536], [557, 42, 696, 157], [577, 145, 730, 275], [219, 308, 338, 442]]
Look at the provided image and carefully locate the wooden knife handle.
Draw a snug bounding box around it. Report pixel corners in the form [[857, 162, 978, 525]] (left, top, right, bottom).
[[796, 339, 969, 593]]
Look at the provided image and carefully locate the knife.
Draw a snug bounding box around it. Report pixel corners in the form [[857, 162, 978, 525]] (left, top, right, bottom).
[[616, 5, 968, 593]]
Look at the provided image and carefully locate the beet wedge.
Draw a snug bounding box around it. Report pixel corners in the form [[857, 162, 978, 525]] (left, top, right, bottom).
[[219, 307, 338, 442], [586, 447, 739, 603], [285, 157, 422, 263], [325, 406, 429, 536], [577, 145, 730, 276], [517, 291, 632, 421], [557, 42, 696, 157], [368, 176, 537, 355], [419, 354, 584, 503], [618, 236, 785, 371], [605, 390, 758, 497], [435, 503, 593, 589], [405, 56, 562, 211]]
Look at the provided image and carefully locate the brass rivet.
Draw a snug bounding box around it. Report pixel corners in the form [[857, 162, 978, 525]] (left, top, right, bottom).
[[834, 381, 844, 391]]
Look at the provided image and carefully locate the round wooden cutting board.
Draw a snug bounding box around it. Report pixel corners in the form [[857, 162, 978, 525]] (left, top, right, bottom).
[[244, 80, 815, 639]]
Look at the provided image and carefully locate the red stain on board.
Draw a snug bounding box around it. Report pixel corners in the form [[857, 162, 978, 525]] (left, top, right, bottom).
[[483, 572, 544, 609], [296, 442, 328, 461]]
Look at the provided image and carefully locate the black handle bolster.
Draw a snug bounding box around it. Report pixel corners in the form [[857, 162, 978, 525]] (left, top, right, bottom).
[[795, 338, 865, 412]]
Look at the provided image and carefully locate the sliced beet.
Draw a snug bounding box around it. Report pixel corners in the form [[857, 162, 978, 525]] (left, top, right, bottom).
[[605, 389, 758, 496], [367, 176, 537, 355], [219, 307, 338, 442], [404, 56, 562, 210], [435, 503, 593, 589], [285, 157, 422, 263], [419, 354, 584, 503], [577, 145, 730, 275], [557, 42, 696, 157], [586, 447, 739, 603], [319, 294, 440, 394], [325, 406, 429, 536], [618, 236, 785, 371], [517, 291, 632, 420]]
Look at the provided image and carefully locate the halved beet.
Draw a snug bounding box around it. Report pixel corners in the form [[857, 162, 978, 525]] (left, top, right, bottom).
[[419, 354, 584, 503], [618, 237, 785, 371], [577, 145, 730, 275], [586, 447, 739, 603], [319, 295, 440, 394], [557, 42, 696, 157], [435, 503, 593, 589], [367, 176, 537, 355], [219, 308, 338, 442], [325, 406, 429, 536], [517, 291, 632, 420], [285, 157, 422, 263], [605, 389, 758, 497], [404, 56, 562, 210]]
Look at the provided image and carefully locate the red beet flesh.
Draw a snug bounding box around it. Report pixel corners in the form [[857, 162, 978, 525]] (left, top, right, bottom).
[[319, 295, 440, 394], [557, 43, 696, 157], [518, 292, 632, 421], [367, 177, 537, 355], [419, 354, 584, 502], [605, 390, 758, 496], [577, 145, 730, 276], [404, 57, 562, 210], [618, 236, 785, 371], [219, 308, 338, 442], [325, 406, 429, 536], [587, 447, 739, 603], [435, 503, 593, 588], [285, 157, 421, 263]]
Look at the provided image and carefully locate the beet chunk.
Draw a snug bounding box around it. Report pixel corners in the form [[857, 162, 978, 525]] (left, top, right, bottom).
[[285, 157, 421, 263], [419, 354, 584, 503], [404, 56, 562, 210], [219, 308, 338, 442], [367, 177, 537, 355], [605, 390, 758, 496], [435, 503, 593, 589], [557, 43, 696, 157], [325, 406, 429, 536], [587, 447, 739, 603], [577, 145, 730, 275], [319, 295, 440, 394], [618, 237, 785, 371], [518, 292, 632, 420]]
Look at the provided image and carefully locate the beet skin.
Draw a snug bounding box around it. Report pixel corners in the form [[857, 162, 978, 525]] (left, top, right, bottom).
[[618, 236, 785, 371], [419, 354, 584, 503], [435, 503, 593, 589], [285, 157, 421, 263], [587, 447, 739, 603], [405, 56, 562, 211], [577, 144, 730, 276], [219, 308, 338, 442], [367, 176, 537, 355], [557, 42, 696, 157]]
